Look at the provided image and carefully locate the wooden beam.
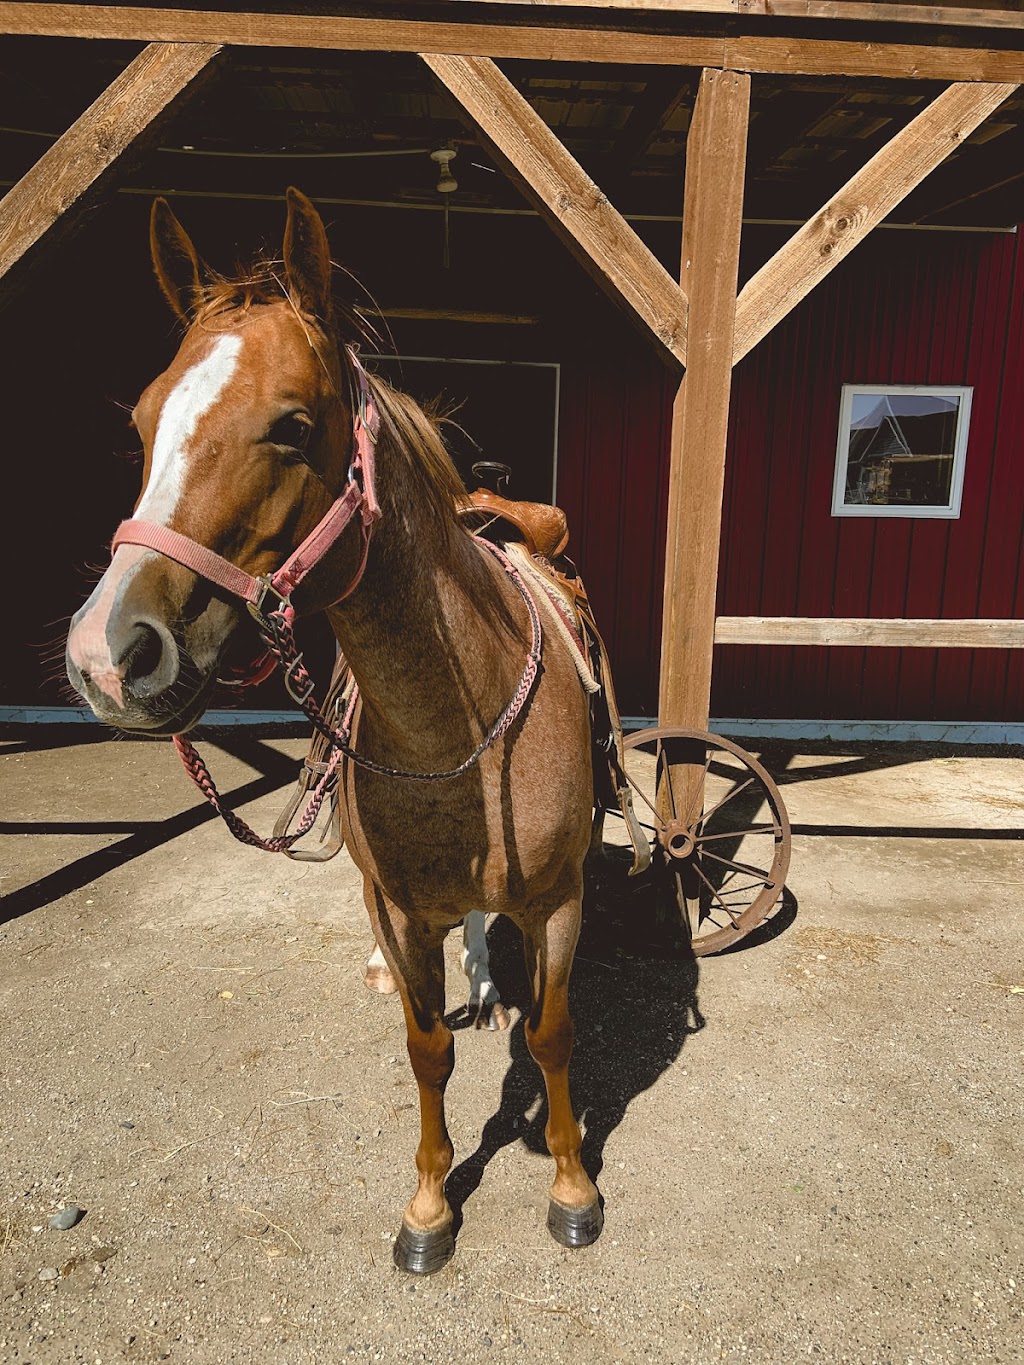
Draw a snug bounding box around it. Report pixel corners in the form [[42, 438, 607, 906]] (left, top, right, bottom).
[[422, 53, 688, 367], [0, 41, 221, 288], [2, 7, 1024, 82], [714, 616, 1024, 647], [659, 68, 750, 731], [732, 79, 1018, 363], [373, 307, 540, 325], [467, 0, 1024, 27]]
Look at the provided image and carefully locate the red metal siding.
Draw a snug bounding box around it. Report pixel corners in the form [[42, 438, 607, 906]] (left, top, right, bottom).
[[560, 225, 1024, 722]]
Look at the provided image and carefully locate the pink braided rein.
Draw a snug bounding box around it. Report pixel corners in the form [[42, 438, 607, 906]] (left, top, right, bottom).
[[173, 539, 542, 852]]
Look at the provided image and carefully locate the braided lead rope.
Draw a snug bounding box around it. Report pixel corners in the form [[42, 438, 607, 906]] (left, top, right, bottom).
[[173, 538, 543, 850], [268, 539, 542, 782], [173, 730, 342, 852]]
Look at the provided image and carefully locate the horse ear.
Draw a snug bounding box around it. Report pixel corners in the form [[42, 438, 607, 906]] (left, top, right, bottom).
[[150, 198, 204, 323], [283, 187, 333, 322]]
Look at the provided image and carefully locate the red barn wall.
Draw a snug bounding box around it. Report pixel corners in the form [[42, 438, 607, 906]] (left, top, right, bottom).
[[558, 224, 1024, 722]]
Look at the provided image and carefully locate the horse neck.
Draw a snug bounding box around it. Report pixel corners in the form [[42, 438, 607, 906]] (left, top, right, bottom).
[[325, 421, 524, 765]]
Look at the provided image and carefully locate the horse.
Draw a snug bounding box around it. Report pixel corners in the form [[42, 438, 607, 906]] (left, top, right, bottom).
[[65, 189, 602, 1274]]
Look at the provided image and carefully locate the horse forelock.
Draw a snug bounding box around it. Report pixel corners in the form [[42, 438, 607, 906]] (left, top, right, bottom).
[[182, 257, 468, 527]]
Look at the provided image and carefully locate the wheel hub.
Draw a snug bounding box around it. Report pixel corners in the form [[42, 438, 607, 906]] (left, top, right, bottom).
[[664, 822, 695, 860]]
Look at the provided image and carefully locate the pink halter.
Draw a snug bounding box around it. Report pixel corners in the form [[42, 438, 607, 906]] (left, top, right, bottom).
[[111, 348, 381, 623]]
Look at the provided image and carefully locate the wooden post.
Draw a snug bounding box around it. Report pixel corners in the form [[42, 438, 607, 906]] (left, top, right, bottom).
[[0, 41, 221, 294], [659, 68, 750, 739]]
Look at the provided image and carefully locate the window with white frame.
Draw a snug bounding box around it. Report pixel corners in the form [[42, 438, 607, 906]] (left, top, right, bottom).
[[832, 384, 972, 519]]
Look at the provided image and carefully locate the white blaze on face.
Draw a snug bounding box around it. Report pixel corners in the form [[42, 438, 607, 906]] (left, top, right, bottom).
[[67, 331, 245, 707], [136, 331, 244, 523]]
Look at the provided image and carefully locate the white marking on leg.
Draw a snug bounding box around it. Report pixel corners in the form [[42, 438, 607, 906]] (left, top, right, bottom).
[[136, 331, 244, 523], [462, 912, 500, 1010], [367, 942, 388, 974], [364, 940, 398, 994]]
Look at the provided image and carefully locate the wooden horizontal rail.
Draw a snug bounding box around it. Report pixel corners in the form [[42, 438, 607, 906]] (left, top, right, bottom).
[[475, 1, 1024, 29], [1, 6, 1024, 81], [714, 616, 1024, 647]]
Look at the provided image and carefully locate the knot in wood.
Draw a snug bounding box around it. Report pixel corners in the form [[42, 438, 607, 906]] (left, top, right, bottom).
[[820, 240, 836, 258]]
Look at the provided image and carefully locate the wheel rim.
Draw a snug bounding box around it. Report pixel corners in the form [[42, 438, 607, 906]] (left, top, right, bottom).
[[613, 728, 792, 956]]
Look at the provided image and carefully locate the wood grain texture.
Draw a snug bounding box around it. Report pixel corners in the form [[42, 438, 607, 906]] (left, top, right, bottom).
[[422, 53, 688, 367], [2, 7, 1024, 80], [0, 40, 220, 283], [732, 80, 1018, 364], [468, 0, 1024, 27], [659, 68, 750, 730], [715, 616, 1024, 646]]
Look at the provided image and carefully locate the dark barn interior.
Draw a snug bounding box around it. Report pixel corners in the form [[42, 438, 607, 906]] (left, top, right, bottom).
[[3, 29, 1023, 721]]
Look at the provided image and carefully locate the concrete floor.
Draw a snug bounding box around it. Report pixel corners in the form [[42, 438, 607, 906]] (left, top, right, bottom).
[[1, 726, 1022, 1365]]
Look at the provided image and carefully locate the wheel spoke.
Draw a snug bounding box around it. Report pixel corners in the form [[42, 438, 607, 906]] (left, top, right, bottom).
[[656, 741, 679, 821], [698, 775, 755, 829], [683, 751, 715, 828], [708, 878, 768, 901], [693, 862, 743, 925], [621, 767, 667, 827], [700, 848, 773, 882], [674, 867, 695, 941], [696, 824, 779, 843]]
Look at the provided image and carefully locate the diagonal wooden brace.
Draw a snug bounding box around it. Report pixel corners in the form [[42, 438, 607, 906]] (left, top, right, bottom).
[[421, 52, 689, 368], [0, 41, 222, 292], [732, 79, 1020, 365]]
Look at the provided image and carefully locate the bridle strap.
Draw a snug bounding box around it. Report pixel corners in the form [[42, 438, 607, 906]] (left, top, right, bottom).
[[112, 521, 263, 602], [111, 347, 381, 615]]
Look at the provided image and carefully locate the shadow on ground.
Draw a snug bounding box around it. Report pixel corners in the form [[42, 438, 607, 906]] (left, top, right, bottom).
[[444, 860, 708, 1232]]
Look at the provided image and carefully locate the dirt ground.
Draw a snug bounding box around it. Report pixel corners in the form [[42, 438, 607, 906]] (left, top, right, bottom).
[[1, 726, 1022, 1365]]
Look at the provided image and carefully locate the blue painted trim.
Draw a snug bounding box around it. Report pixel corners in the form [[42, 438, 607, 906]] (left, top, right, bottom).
[[4, 707, 1023, 745], [0, 706, 305, 726], [624, 717, 1024, 744]]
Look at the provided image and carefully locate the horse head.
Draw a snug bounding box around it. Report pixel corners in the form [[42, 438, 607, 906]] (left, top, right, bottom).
[[66, 190, 365, 734]]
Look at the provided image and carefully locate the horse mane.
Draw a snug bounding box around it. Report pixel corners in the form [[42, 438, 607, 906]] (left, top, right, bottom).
[[190, 257, 468, 526]]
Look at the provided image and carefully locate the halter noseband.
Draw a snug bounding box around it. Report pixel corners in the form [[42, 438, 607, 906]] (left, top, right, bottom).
[[111, 347, 381, 626]]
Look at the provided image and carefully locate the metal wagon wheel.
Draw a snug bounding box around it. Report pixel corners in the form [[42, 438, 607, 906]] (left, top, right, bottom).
[[617, 727, 792, 957]]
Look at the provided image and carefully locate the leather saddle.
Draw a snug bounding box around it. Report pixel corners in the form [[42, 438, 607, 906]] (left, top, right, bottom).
[[459, 487, 569, 561]]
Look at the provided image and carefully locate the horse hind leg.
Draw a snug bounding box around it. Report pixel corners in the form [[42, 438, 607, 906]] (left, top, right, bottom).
[[461, 912, 510, 1031], [523, 895, 603, 1249], [363, 940, 398, 994]]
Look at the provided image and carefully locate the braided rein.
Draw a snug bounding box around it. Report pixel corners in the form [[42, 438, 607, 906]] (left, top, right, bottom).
[[174, 539, 544, 853]]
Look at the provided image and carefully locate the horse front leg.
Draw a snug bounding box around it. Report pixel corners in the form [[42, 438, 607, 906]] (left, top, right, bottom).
[[366, 884, 456, 1275], [523, 895, 603, 1249]]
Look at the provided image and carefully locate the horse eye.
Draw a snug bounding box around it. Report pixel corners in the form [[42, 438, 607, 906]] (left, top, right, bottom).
[[270, 413, 313, 451]]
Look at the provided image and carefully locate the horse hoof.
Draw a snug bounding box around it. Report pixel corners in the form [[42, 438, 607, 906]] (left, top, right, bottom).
[[364, 964, 398, 995], [547, 1197, 604, 1249], [475, 1000, 511, 1032], [392, 1222, 455, 1276]]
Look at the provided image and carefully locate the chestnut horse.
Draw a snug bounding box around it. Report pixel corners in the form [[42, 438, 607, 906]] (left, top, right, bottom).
[[66, 190, 602, 1273]]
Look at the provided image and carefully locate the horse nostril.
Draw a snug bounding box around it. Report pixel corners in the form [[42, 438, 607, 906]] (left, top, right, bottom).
[[119, 621, 178, 699]]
